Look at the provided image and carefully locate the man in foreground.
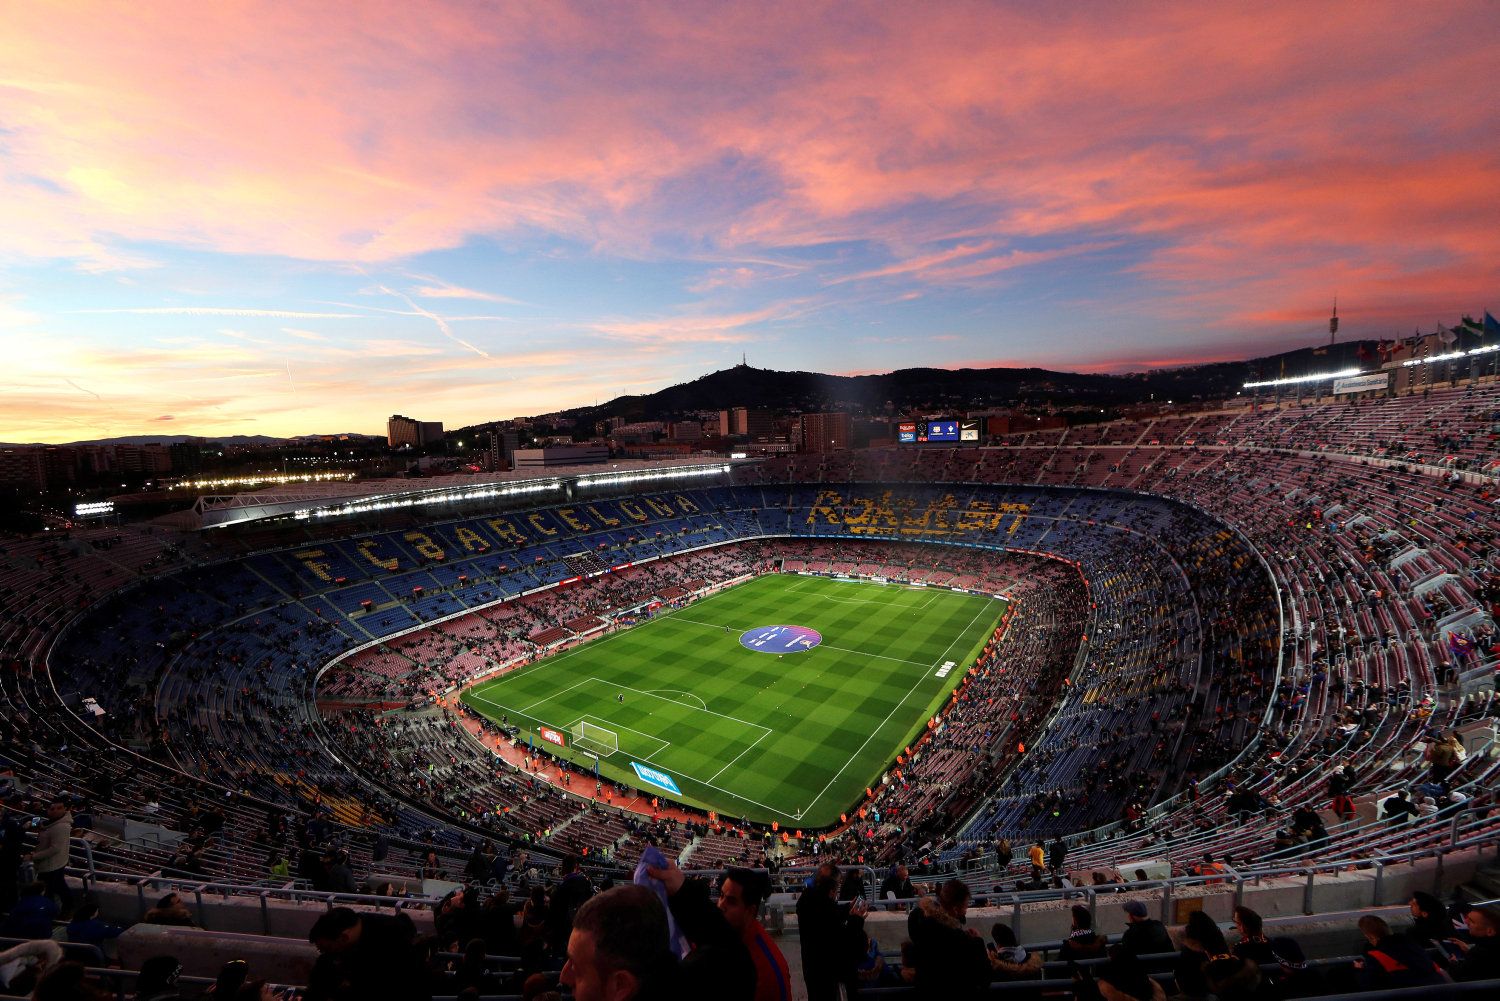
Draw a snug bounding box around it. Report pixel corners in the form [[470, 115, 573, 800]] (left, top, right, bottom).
[[719, 867, 791, 1001]]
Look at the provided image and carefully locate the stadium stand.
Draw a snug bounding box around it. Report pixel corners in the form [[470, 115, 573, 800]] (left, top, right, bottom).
[[1, 384, 1496, 998]]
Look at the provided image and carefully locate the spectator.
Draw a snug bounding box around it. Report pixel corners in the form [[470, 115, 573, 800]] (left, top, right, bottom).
[[1406, 891, 1454, 948], [906, 879, 991, 1000], [854, 929, 887, 988], [1232, 906, 1314, 994], [450, 937, 502, 996], [1058, 904, 1108, 962], [134, 954, 185, 1001], [1192, 853, 1226, 883], [1048, 837, 1068, 876], [1230, 906, 1279, 964], [480, 887, 523, 957], [437, 886, 484, 952], [1, 881, 58, 939], [27, 797, 74, 915], [520, 971, 560, 1001], [1424, 730, 1463, 783], [988, 922, 1041, 980], [717, 868, 790, 1001], [1119, 900, 1173, 957], [795, 862, 866, 1001], [558, 885, 674, 1001], [1352, 915, 1446, 989], [1173, 910, 1227, 1000], [464, 843, 491, 884], [546, 854, 595, 956], [0, 939, 62, 996], [31, 959, 115, 1001], [1383, 789, 1419, 822], [0, 810, 23, 914], [1028, 841, 1046, 880], [647, 857, 756, 998], [143, 892, 198, 927], [1096, 948, 1166, 1001], [1447, 905, 1500, 982], [325, 849, 357, 894], [306, 905, 428, 1001], [1202, 955, 1274, 1001], [519, 885, 550, 969], [212, 959, 251, 998], [838, 870, 868, 903], [65, 895, 123, 954], [563, 875, 753, 1001], [879, 865, 917, 905]]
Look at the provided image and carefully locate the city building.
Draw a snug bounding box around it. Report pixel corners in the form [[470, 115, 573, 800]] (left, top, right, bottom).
[[719, 407, 774, 438], [0, 448, 47, 491], [387, 414, 445, 449], [113, 444, 173, 474], [797, 412, 852, 453], [510, 445, 609, 467]]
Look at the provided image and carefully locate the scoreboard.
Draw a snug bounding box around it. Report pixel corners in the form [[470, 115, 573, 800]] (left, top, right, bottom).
[[900, 419, 979, 443]]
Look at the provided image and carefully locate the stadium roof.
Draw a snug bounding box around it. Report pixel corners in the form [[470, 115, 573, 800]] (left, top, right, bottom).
[[190, 457, 739, 530]]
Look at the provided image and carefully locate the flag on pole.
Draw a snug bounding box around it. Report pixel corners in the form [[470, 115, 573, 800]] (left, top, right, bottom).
[[1485, 311, 1500, 338]]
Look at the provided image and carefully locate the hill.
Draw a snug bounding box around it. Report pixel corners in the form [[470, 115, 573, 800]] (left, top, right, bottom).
[[511, 339, 1380, 428]]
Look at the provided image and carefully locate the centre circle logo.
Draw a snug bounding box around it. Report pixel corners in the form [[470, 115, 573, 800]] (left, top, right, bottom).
[[739, 624, 823, 653]]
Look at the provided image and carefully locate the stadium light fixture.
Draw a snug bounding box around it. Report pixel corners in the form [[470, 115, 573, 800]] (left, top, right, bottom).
[[293, 480, 560, 520], [575, 465, 729, 490], [172, 472, 354, 491], [1242, 367, 1362, 389], [1400, 343, 1500, 367]]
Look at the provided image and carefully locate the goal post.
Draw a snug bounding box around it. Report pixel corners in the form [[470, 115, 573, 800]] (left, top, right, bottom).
[[571, 720, 619, 757]]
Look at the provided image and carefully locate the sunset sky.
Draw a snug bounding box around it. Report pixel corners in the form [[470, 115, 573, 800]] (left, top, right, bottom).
[[3, 1, 1498, 442]]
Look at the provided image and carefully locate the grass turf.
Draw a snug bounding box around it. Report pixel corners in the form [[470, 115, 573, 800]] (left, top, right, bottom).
[[461, 573, 1006, 827]]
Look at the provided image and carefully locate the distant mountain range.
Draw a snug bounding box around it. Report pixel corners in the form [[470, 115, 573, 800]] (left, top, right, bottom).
[[12, 335, 1437, 447], [456, 339, 1384, 432]]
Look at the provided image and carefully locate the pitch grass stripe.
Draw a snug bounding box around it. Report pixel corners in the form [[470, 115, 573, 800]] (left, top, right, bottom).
[[462, 575, 1004, 825], [794, 598, 996, 821]]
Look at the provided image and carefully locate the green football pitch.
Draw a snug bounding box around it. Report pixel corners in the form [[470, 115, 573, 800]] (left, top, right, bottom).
[[461, 573, 1007, 827]]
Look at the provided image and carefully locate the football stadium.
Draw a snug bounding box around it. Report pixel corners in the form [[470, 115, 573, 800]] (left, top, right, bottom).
[[4, 384, 1498, 997], [3, 5, 1500, 1001]]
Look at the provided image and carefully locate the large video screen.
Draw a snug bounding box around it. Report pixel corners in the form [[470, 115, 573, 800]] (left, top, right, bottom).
[[903, 418, 979, 443], [925, 419, 960, 442]]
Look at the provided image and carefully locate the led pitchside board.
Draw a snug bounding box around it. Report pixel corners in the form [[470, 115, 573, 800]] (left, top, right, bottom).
[[630, 761, 682, 795]]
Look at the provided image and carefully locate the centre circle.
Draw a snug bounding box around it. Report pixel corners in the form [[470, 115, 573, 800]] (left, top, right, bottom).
[[739, 624, 823, 653]]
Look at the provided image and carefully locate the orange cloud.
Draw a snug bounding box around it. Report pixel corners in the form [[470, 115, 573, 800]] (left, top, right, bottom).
[[2, 2, 1497, 438]]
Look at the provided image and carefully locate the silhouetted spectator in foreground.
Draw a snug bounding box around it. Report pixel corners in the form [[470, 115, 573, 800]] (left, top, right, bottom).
[[906, 879, 990, 999], [306, 905, 428, 1001], [1352, 915, 1445, 989], [1119, 900, 1173, 957], [1449, 905, 1500, 982]]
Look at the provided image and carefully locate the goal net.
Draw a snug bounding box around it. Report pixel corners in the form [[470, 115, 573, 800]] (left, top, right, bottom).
[[570, 720, 619, 757]]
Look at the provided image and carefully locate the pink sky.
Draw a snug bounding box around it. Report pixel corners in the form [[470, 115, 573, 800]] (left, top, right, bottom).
[[2, 2, 1497, 441]]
